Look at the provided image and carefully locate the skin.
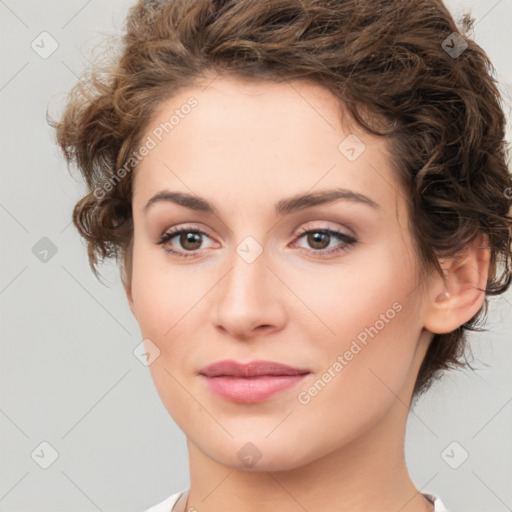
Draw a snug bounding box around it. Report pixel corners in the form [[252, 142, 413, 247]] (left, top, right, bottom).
[[124, 74, 490, 512]]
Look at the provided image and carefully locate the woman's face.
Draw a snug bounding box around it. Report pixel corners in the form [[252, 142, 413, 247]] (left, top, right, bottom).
[[126, 75, 435, 470]]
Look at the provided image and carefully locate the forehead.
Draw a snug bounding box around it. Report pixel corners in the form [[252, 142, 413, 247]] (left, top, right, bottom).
[[131, 75, 403, 218]]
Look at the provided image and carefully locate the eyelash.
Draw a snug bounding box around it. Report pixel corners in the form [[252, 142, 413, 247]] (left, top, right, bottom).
[[156, 225, 358, 259]]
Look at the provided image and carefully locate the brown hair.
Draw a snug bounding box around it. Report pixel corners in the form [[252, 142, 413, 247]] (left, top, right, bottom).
[[49, 0, 512, 399]]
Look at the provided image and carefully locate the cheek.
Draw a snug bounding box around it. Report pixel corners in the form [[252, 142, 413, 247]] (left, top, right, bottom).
[[287, 243, 416, 344], [291, 289, 420, 453], [294, 244, 422, 399], [131, 257, 204, 424], [130, 247, 205, 342]]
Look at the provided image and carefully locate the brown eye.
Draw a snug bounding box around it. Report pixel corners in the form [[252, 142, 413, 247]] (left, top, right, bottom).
[[293, 227, 358, 257], [306, 231, 330, 250], [156, 226, 214, 258], [178, 231, 203, 251]]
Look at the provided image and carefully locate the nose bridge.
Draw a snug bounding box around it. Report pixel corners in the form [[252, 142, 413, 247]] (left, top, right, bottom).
[[221, 216, 270, 293], [212, 234, 284, 336], [221, 236, 270, 310]]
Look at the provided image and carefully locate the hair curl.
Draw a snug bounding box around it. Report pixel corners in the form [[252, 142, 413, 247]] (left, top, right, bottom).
[[49, 0, 512, 400]]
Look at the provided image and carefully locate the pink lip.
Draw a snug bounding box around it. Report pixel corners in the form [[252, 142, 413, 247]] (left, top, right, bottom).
[[199, 359, 311, 403]]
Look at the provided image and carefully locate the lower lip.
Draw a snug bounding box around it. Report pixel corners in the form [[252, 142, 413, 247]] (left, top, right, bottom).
[[201, 374, 309, 403]]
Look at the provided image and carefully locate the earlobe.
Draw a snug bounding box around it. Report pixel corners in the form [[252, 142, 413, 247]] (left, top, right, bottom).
[[423, 233, 491, 334]]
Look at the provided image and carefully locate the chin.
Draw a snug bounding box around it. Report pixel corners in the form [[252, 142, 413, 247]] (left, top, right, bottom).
[[196, 433, 322, 472]]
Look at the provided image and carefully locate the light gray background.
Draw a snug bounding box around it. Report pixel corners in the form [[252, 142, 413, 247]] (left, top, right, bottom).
[[0, 1, 511, 511]]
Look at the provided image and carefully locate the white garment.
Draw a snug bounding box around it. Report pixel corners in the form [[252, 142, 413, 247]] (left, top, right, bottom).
[[143, 488, 449, 511]]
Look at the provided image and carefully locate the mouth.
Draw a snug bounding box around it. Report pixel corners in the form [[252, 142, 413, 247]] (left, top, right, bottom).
[[199, 359, 311, 403]]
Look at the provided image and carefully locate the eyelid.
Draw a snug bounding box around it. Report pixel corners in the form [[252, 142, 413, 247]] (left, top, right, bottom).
[[157, 221, 358, 259], [157, 224, 216, 245], [157, 221, 351, 243], [294, 220, 354, 236]]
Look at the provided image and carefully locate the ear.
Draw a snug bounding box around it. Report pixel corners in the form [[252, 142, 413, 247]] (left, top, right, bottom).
[[423, 232, 491, 334]]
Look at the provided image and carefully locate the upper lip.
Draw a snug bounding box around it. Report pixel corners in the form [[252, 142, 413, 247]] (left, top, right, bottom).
[[199, 359, 311, 378]]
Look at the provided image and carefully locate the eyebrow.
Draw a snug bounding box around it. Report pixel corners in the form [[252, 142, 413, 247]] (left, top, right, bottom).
[[143, 187, 381, 216]]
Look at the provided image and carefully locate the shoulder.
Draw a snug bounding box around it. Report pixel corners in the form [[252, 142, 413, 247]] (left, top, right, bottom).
[[142, 489, 187, 512], [144, 490, 449, 512], [422, 492, 449, 512]]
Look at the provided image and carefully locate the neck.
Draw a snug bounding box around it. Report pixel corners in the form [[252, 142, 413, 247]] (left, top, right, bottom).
[[181, 398, 431, 512]]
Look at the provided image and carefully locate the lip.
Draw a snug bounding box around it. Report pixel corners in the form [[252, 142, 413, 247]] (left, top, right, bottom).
[[199, 359, 311, 403]]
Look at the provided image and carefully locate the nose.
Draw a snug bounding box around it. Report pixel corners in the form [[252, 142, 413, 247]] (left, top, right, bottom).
[[211, 242, 287, 340]]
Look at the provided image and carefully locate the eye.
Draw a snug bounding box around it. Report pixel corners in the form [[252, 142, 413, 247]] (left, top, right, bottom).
[[156, 225, 215, 258], [291, 226, 357, 257], [156, 224, 358, 259]]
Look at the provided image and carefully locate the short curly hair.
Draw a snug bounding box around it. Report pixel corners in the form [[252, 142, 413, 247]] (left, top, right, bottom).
[[49, 0, 512, 400]]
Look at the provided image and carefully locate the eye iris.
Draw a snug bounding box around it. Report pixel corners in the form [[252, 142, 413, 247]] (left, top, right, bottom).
[[181, 232, 202, 250], [308, 231, 329, 249]]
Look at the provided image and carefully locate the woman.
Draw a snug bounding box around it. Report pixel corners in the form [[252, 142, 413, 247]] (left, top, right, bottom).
[[51, 0, 512, 510]]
